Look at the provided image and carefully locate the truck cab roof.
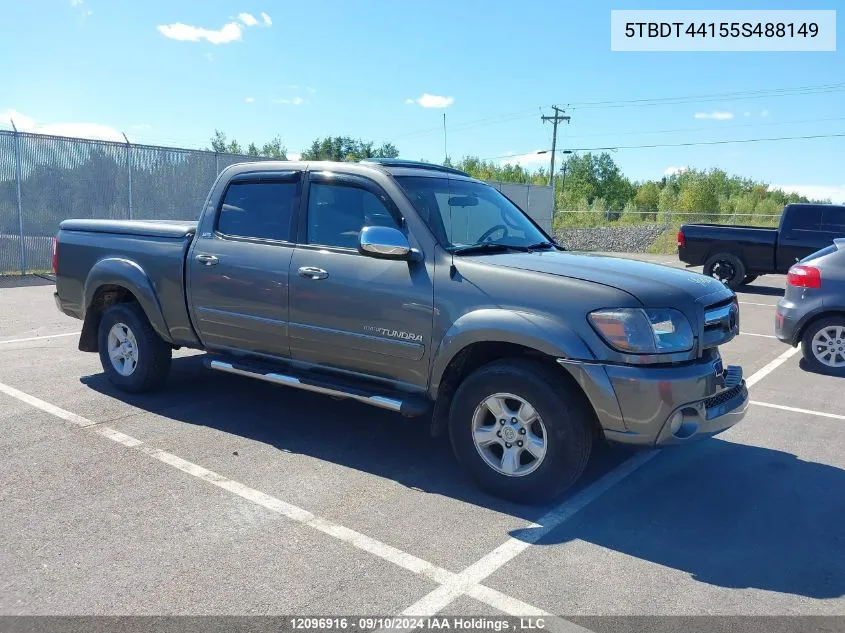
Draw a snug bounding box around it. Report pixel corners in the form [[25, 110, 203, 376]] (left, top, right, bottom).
[[220, 159, 478, 182]]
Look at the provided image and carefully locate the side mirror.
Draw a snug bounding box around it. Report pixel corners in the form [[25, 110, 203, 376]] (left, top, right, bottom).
[[358, 226, 414, 260]]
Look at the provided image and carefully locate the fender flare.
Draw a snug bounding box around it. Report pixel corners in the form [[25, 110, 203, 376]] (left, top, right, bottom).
[[428, 308, 596, 400], [82, 257, 172, 345]]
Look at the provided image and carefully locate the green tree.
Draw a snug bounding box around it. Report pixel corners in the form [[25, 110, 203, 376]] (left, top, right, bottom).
[[299, 136, 399, 161], [633, 181, 660, 216]]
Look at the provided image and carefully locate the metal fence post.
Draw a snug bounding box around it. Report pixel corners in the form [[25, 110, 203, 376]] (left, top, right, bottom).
[[11, 121, 26, 274], [123, 133, 133, 220]]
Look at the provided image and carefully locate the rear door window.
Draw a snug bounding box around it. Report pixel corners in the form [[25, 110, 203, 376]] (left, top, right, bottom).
[[786, 206, 823, 232], [217, 181, 298, 242]]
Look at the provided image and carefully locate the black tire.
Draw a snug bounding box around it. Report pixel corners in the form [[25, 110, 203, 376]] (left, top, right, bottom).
[[97, 302, 172, 393], [703, 253, 747, 290], [743, 274, 759, 285], [800, 316, 845, 377], [448, 358, 593, 504]]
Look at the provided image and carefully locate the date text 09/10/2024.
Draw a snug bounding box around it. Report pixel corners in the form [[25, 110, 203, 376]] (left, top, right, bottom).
[[289, 617, 547, 631]]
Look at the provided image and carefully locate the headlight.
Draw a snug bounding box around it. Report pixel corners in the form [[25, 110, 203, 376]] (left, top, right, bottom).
[[588, 308, 694, 354]]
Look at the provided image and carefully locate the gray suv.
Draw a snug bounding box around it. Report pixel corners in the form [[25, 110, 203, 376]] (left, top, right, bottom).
[[53, 159, 748, 502], [776, 238, 845, 374]]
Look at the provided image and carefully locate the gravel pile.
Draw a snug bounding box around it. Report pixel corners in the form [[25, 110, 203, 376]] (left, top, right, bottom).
[[555, 224, 669, 253]]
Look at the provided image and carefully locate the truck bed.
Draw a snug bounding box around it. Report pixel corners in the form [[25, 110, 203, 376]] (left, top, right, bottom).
[[678, 223, 778, 273], [55, 219, 199, 347]]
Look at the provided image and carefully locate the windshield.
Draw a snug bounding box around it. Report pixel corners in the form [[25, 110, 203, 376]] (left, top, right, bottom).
[[395, 176, 551, 251]]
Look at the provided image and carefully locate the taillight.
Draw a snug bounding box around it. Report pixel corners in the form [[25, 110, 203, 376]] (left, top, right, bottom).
[[51, 237, 58, 275], [787, 264, 821, 288], [677, 230, 686, 248]]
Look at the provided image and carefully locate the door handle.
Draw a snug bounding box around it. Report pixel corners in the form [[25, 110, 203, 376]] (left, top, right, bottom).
[[298, 266, 329, 280], [195, 254, 219, 266]]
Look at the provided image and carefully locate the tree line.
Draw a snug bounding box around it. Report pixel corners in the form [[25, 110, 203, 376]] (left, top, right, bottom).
[[212, 130, 819, 220]]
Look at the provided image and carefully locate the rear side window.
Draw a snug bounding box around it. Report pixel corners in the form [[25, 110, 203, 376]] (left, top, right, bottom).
[[822, 206, 845, 233], [786, 206, 823, 231], [217, 181, 297, 241]]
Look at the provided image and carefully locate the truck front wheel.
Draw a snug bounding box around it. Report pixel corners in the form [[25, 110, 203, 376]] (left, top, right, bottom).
[[448, 359, 593, 504], [703, 253, 747, 290], [97, 302, 172, 393]]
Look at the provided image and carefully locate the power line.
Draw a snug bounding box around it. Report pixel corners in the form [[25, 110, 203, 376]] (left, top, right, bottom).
[[490, 131, 845, 160], [565, 82, 845, 110], [386, 82, 845, 145], [556, 115, 845, 140]]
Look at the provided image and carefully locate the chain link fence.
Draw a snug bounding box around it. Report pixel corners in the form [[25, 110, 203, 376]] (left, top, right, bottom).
[[553, 209, 781, 254], [0, 130, 269, 274]]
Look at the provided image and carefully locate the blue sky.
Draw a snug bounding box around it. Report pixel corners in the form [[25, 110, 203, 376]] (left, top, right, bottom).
[[1, 0, 843, 200]]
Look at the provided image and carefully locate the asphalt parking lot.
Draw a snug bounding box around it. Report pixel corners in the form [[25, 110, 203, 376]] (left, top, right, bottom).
[[1, 257, 844, 622]]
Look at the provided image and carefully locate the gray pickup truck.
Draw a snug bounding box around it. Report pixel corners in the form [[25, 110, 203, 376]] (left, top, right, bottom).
[[53, 158, 748, 502]]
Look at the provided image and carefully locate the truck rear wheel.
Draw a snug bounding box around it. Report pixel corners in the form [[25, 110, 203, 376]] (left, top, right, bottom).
[[97, 302, 172, 393], [448, 358, 592, 504], [704, 253, 747, 290]]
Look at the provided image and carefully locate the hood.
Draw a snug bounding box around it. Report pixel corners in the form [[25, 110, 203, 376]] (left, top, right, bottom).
[[468, 250, 734, 310]]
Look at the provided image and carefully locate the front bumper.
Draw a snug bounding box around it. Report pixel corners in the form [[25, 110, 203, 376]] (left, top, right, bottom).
[[558, 355, 748, 447]]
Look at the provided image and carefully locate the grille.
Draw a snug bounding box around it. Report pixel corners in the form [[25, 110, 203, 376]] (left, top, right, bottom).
[[704, 383, 745, 410]]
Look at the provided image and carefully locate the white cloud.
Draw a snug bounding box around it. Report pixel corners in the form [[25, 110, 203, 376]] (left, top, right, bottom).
[[761, 109, 769, 117], [1, 109, 124, 142], [694, 111, 734, 120], [744, 111, 751, 117], [261, 12, 272, 26], [288, 152, 302, 161], [245, 96, 255, 103], [205, 52, 214, 61], [157, 21, 242, 44], [70, 0, 83, 5], [404, 98, 415, 105], [238, 13, 258, 26], [129, 123, 151, 130], [664, 165, 689, 176], [770, 184, 845, 204], [409, 93, 455, 108], [274, 97, 306, 106], [499, 150, 549, 168], [306, 86, 317, 93]]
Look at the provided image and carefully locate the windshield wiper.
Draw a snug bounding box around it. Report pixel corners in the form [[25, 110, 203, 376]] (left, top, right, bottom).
[[451, 243, 530, 256], [524, 241, 557, 251]]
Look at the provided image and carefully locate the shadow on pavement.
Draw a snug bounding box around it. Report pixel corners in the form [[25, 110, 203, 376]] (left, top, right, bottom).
[[735, 283, 784, 298], [0, 274, 55, 289], [798, 357, 845, 378], [80, 355, 635, 523], [510, 438, 845, 599], [82, 356, 844, 599]]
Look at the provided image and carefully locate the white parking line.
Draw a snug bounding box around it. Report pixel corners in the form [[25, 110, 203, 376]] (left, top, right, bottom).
[[745, 346, 800, 387], [752, 400, 845, 421], [738, 301, 778, 307], [0, 337, 805, 619], [0, 379, 458, 587], [742, 332, 778, 339], [390, 342, 805, 617], [397, 450, 658, 617], [0, 332, 77, 345]]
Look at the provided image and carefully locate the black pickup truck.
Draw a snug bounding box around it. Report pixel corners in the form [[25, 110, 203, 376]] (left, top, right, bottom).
[[678, 203, 845, 289]]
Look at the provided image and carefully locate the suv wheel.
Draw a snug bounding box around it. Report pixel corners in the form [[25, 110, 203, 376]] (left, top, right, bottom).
[[98, 302, 172, 393], [801, 316, 845, 376], [703, 253, 747, 290], [448, 358, 592, 504]]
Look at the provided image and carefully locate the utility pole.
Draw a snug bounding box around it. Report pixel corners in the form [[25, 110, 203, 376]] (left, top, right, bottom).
[[442, 113, 448, 164], [541, 106, 571, 207]]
